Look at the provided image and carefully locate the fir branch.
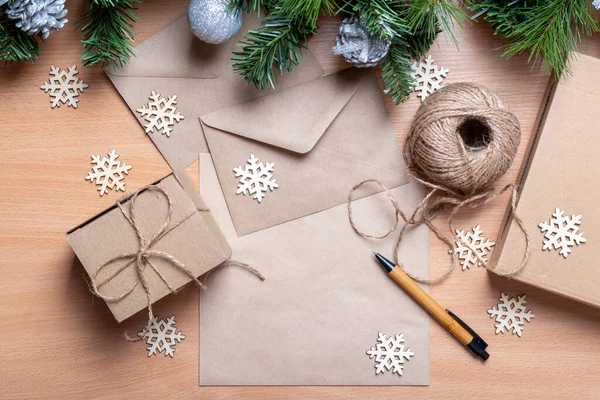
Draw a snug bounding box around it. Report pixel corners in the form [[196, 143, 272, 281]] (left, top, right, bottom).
[[405, 0, 467, 47], [340, 0, 407, 39], [80, 0, 139, 67], [232, 14, 314, 89], [469, 0, 600, 77], [277, 0, 337, 27], [380, 42, 414, 104], [232, 0, 336, 89], [0, 15, 40, 63], [229, 0, 276, 15]]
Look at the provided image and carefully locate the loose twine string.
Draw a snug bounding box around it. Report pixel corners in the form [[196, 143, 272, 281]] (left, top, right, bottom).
[[89, 184, 264, 340], [348, 83, 531, 284]]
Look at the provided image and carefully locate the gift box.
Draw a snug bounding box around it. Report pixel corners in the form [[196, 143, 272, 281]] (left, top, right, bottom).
[[67, 172, 231, 322]]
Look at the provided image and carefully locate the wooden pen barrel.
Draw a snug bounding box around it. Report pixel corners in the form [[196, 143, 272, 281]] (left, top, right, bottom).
[[389, 266, 473, 345]]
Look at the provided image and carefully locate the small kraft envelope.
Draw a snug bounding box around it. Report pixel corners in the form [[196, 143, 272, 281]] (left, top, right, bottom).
[[199, 154, 430, 386], [201, 68, 409, 235], [67, 173, 231, 322], [105, 13, 325, 171]]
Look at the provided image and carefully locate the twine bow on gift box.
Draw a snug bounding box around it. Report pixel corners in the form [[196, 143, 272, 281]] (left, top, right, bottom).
[[88, 184, 264, 340]]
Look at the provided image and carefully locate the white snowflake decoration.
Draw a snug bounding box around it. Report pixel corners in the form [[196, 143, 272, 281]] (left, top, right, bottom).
[[40, 65, 89, 108], [450, 225, 495, 271], [85, 149, 132, 196], [234, 154, 279, 203], [137, 315, 185, 357], [136, 90, 184, 137], [538, 207, 586, 258], [594, 0, 600, 10], [366, 332, 414, 376], [488, 293, 534, 337], [411, 55, 449, 102]]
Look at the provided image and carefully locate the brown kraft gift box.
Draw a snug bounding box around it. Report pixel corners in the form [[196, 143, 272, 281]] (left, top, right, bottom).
[[67, 172, 231, 322], [492, 54, 600, 308]]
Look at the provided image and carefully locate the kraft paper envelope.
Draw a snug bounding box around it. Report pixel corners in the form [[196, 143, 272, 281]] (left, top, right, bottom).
[[106, 13, 325, 170], [201, 68, 409, 236], [199, 154, 430, 385]]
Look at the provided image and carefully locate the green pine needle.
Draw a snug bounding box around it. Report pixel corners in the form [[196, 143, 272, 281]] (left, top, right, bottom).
[[232, 15, 314, 89], [80, 0, 139, 67], [405, 0, 467, 47], [469, 0, 600, 77], [341, 0, 407, 40], [0, 15, 40, 63], [380, 42, 415, 104], [232, 0, 337, 89]]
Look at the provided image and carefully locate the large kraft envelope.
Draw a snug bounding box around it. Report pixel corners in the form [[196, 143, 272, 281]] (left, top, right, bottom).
[[105, 13, 325, 170], [198, 154, 430, 385], [201, 68, 409, 236]]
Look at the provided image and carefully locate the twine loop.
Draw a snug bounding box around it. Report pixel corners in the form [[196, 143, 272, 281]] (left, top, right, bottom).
[[348, 83, 530, 284]]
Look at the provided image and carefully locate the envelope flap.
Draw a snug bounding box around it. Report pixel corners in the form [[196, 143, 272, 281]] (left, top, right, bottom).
[[106, 14, 237, 79], [199, 68, 367, 154]]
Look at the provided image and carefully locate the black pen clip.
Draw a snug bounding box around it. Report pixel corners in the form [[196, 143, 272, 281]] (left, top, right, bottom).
[[447, 309, 489, 361]]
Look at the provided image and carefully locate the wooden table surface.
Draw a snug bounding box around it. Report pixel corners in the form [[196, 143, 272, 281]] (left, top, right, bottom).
[[2, 1, 600, 398]]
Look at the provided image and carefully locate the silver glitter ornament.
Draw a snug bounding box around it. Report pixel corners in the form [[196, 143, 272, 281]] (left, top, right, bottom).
[[6, 0, 68, 40], [333, 16, 391, 68], [188, 0, 243, 44]]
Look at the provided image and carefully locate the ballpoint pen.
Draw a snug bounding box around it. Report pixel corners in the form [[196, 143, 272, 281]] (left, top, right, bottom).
[[373, 252, 489, 361]]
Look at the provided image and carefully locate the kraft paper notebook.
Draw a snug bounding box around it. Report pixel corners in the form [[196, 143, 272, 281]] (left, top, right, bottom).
[[493, 54, 600, 308]]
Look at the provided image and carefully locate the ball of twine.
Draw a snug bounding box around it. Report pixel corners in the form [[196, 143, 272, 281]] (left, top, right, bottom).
[[404, 83, 521, 195], [348, 83, 531, 284]]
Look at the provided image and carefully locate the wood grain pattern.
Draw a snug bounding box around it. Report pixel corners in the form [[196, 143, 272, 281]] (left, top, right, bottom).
[[1, 1, 600, 398]]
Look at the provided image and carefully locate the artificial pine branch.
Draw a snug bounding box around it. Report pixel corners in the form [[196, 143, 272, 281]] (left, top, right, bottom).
[[230, 0, 277, 14], [232, 14, 314, 89], [380, 43, 414, 104], [405, 0, 466, 47], [80, 0, 139, 67], [0, 24, 40, 63], [232, 0, 335, 89], [0, 7, 40, 63], [340, 0, 407, 39], [468, 0, 600, 77]]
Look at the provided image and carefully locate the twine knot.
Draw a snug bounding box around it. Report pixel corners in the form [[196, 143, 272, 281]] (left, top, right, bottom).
[[88, 183, 264, 340]]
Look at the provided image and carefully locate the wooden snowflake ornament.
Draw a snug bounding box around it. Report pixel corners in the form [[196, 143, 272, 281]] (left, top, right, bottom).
[[136, 91, 184, 137], [366, 332, 414, 376], [137, 315, 185, 357], [450, 225, 495, 271], [85, 149, 132, 196], [538, 207, 586, 258], [40, 65, 88, 108], [411, 55, 449, 102], [488, 293, 534, 337], [234, 154, 279, 203]]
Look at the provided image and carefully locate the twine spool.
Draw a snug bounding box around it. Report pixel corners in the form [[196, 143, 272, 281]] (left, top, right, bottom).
[[405, 83, 521, 195], [348, 83, 530, 284]]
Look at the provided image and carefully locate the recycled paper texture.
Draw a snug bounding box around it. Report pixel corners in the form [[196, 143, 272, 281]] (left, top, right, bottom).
[[105, 13, 325, 171], [67, 174, 231, 322], [202, 69, 408, 235], [493, 54, 600, 308], [198, 154, 430, 385]]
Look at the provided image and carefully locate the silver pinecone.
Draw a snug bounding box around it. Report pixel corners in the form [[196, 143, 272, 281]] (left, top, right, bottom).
[[333, 16, 391, 68], [6, 0, 68, 40]]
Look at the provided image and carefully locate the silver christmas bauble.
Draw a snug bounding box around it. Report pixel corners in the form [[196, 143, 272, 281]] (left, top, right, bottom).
[[6, 0, 68, 40], [333, 16, 391, 68], [188, 0, 243, 44]]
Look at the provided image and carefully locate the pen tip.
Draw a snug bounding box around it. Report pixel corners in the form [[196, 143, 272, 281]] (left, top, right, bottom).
[[372, 251, 378, 257]]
